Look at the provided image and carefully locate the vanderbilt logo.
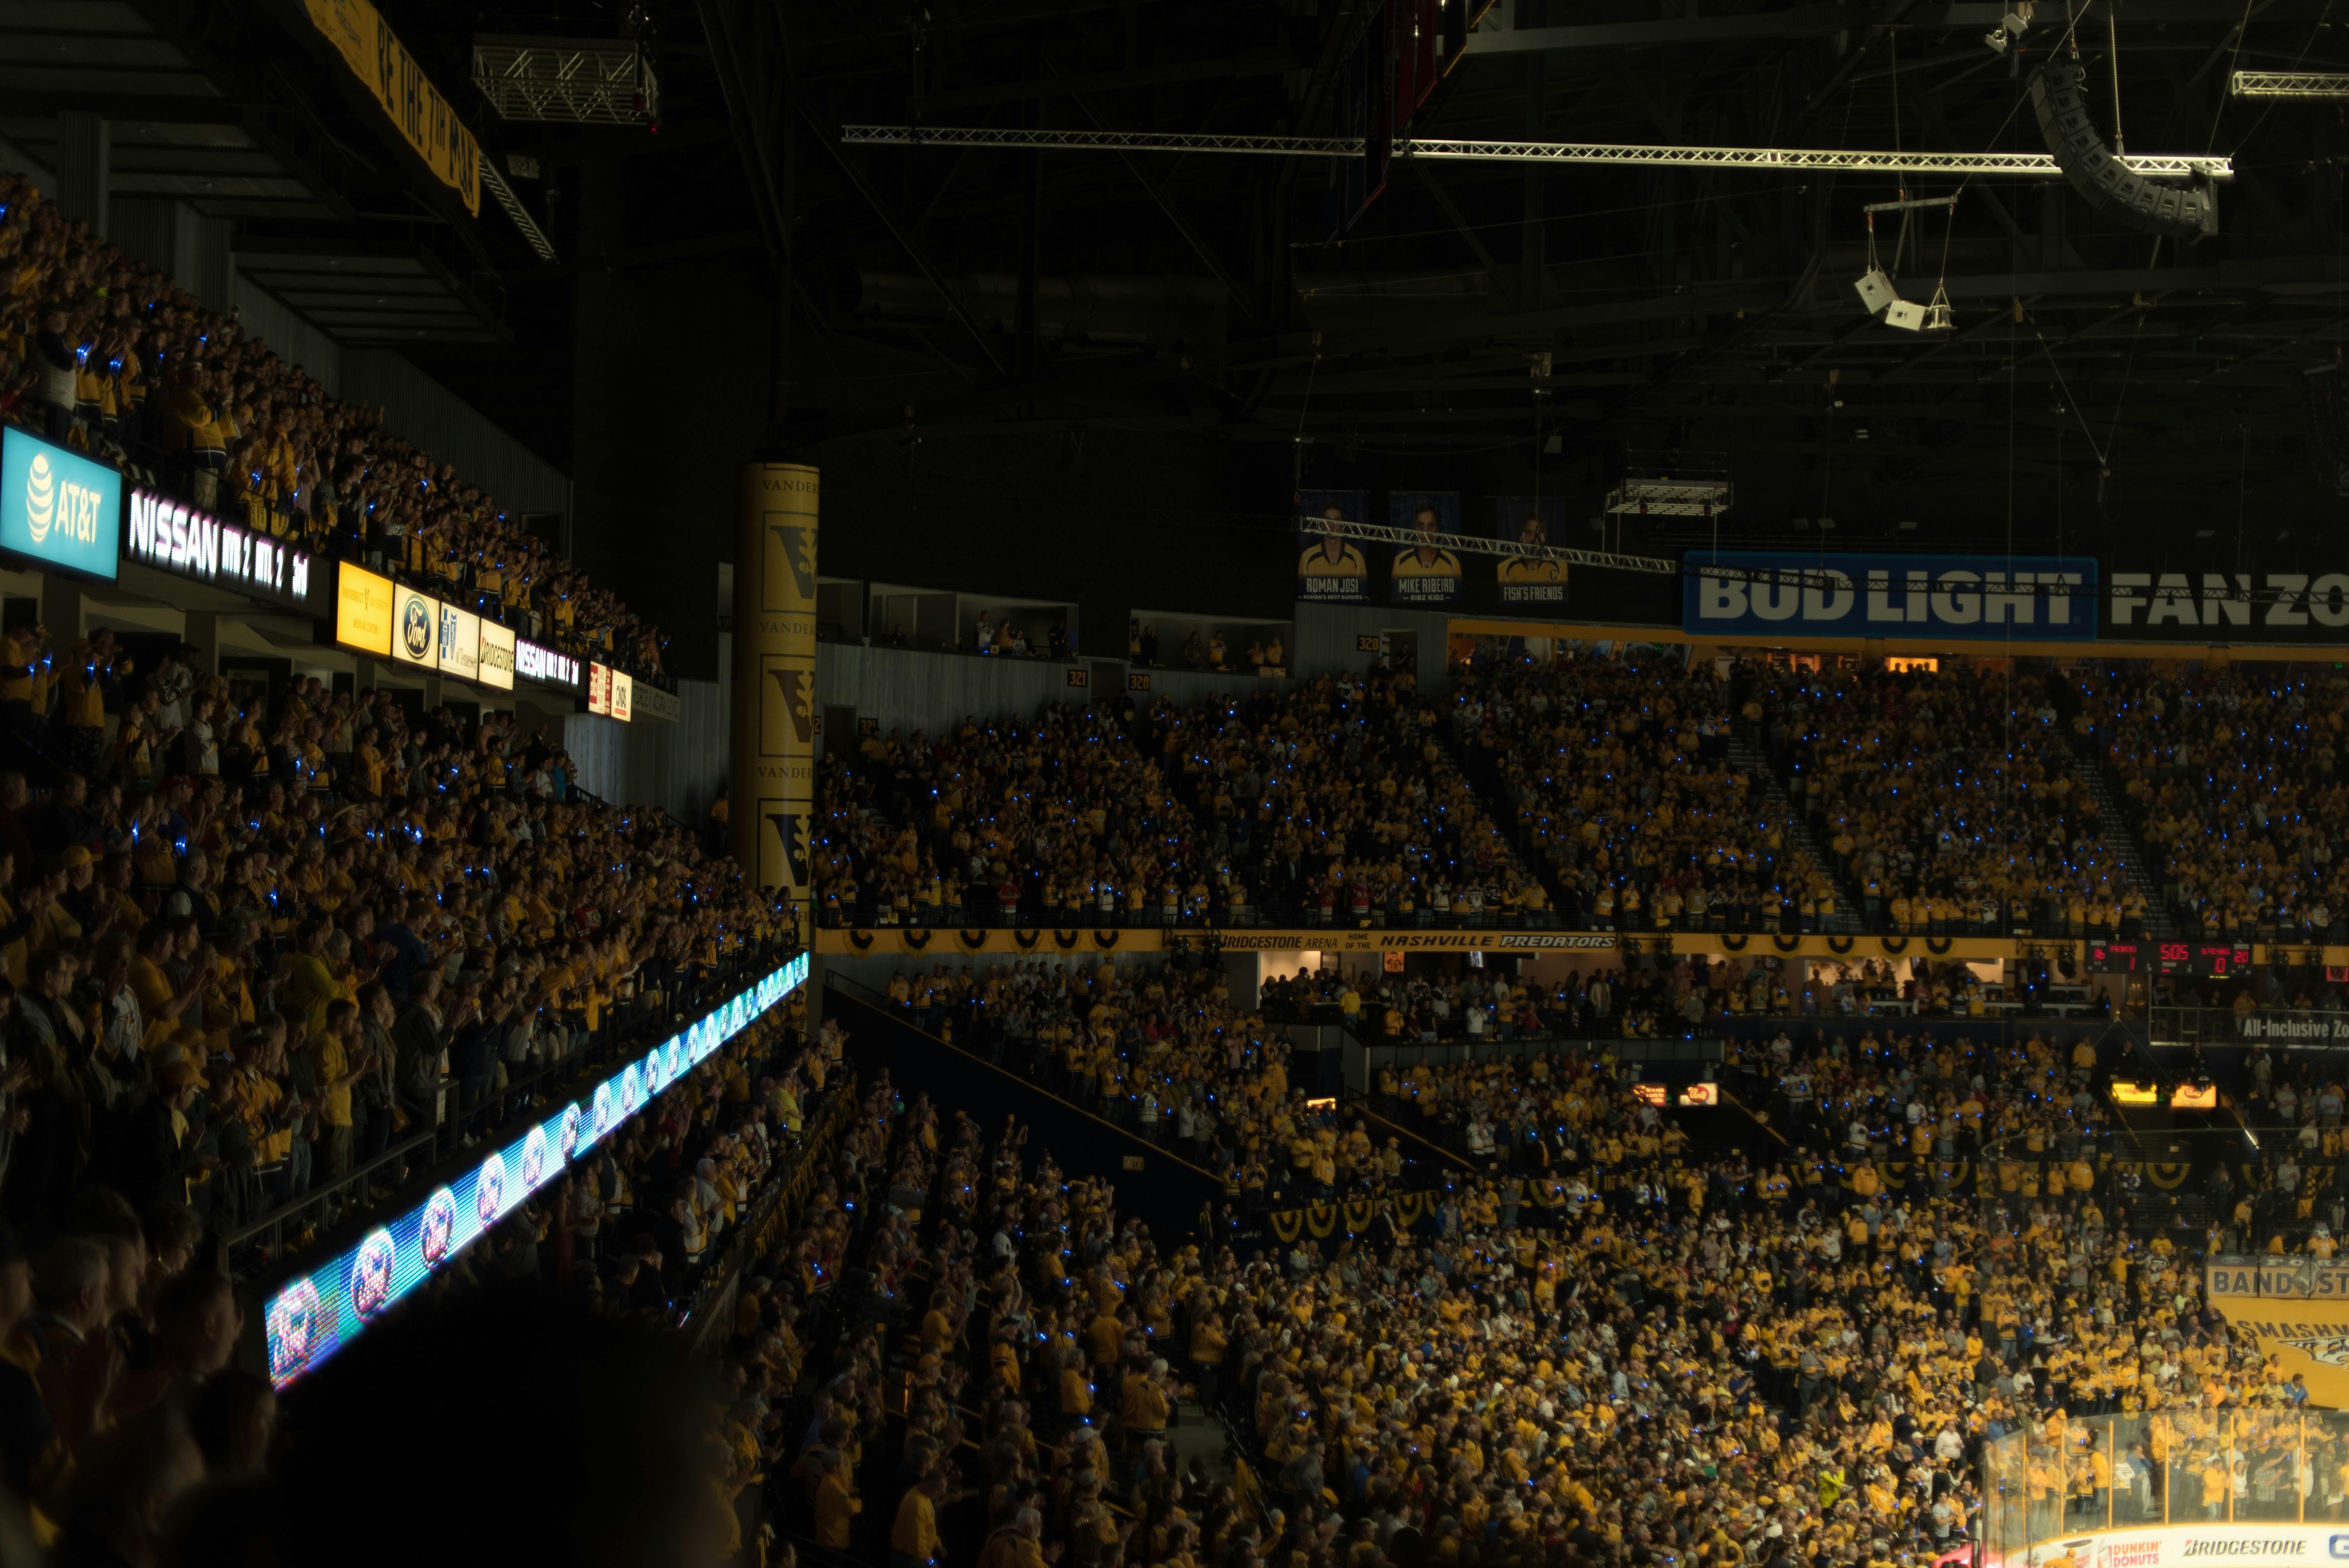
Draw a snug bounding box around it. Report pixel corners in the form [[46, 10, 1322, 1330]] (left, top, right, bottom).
[[764, 810, 810, 887], [764, 665, 816, 746], [766, 522, 817, 605]]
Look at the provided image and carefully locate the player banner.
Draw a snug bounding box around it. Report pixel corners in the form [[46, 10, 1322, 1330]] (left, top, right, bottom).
[[1388, 490, 1462, 605], [1494, 496, 1567, 604], [1296, 489, 1370, 603]]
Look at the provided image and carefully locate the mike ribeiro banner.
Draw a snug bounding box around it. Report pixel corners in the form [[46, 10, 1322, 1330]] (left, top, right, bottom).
[[1684, 552, 2100, 641]]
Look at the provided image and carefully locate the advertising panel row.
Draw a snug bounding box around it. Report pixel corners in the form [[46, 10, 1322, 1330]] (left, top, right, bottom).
[[126, 487, 323, 615], [586, 660, 633, 722], [262, 952, 810, 1387], [332, 565, 572, 696], [1674, 553, 2349, 647], [1329, 535, 2349, 649], [2000, 1524, 2349, 1568]]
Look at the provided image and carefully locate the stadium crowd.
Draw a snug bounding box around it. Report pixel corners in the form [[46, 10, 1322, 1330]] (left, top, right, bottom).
[[0, 170, 667, 678], [2076, 667, 2349, 941], [0, 635, 793, 1266], [813, 672, 1552, 932], [1451, 659, 1835, 934], [1764, 663, 2131, 938], [0, 952, 821, 1567], [747, 969, 2319, 1568]]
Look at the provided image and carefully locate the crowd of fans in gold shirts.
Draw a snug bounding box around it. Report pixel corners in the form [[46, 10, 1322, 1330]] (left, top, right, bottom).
[[0, 942, 829, 1568], [0, 171, 665, 679], [736, 955, 2338, 1568], [814, 674, 1551, 932], [2078, 667, 2349, 942], [1451, 656, 2143, 939]]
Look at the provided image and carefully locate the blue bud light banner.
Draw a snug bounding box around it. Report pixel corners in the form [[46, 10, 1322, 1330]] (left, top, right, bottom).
[[1683, 552, 2100, 642]]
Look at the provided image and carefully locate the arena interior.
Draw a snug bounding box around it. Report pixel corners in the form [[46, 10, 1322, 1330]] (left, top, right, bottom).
[[12, 2, 2349, 1567]]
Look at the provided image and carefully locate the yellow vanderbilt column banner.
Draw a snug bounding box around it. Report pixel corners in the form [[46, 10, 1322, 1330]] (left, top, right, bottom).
[[2206, 1258, 2349, 1404], [733, 463, 819, 943]]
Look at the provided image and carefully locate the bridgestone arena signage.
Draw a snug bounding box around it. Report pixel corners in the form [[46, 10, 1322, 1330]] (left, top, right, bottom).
[[1998, 1528, 2349, 1568]]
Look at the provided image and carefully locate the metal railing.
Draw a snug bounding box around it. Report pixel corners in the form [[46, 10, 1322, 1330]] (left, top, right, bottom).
[[228, 941, 799, 1271], [1983, 1411, 2349, 1556]]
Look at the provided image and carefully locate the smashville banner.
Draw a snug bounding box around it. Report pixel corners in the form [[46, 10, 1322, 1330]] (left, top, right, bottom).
[[2206, 1260, 2349, 1404]]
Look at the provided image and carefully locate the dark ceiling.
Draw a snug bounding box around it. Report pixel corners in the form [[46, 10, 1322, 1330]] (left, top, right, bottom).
[[54, 0, 2349, 569]]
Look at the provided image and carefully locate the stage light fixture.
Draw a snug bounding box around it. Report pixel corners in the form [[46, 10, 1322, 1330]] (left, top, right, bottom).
[[1985, 3, 2032, 53]]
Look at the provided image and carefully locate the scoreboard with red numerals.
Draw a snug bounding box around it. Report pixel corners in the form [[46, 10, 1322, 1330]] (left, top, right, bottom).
[[2086, 939, 2253, 976]]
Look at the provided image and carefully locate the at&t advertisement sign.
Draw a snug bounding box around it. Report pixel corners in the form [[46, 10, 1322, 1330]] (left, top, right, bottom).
[[0, 428, 120, 581]]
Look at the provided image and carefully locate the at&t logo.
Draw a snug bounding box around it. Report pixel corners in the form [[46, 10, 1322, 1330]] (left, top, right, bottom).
[[24, 453, 53, 543], [21, 450, 108, 549]]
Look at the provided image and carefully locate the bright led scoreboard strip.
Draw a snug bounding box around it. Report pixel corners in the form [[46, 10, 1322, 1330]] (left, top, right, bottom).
[[2087, 939, 2252, 977], [262, 951, 809, 1386]]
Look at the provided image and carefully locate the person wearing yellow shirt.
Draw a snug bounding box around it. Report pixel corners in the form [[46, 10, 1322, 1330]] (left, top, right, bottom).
[[59, 630, 127, 780], [128, 918, 207, 1052], [1083, 1308, 1124, 1368], [813, 1450, 862, 1550], [892, 1468, 946, 1566], [1059, 1359, 1094, 1420], [977, 1509, 1051, 1568], [280, 912, 348, 1040], [1120, 1359, 1171, 1439], [313, 998, 377, 1183]]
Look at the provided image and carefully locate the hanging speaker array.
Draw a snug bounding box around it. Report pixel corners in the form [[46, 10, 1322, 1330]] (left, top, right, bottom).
[[2030, 60, 2219, 239]]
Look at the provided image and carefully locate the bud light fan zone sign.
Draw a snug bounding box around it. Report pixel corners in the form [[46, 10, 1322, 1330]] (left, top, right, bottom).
[[1684, 552, 2098, 642], [261, 953, 809, 1387], [0, 428, 120, 582]]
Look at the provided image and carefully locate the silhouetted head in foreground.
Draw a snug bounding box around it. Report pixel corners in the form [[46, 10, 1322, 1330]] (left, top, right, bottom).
[[168, 1286, 720, 1568]]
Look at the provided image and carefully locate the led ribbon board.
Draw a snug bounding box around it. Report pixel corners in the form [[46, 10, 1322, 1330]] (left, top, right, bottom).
[[262, 952, 810, 1386]]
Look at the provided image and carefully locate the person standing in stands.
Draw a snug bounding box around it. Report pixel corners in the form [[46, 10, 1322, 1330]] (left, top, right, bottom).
[[0, 627, 48, 750], [57, 633, 125, 784], [391, 969, 451, 1142], [32, 305, 79, 445], [891, 1463, 947, 1568], [166, 363, 227, 510]]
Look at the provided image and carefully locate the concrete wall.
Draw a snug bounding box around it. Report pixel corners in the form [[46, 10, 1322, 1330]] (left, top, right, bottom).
[[812, 603, 1454, 739], [1292, 600, 1454, 697], [561, 676, 725, 825], [814, 643, 1103, 740], [340, 349, 571, 521]]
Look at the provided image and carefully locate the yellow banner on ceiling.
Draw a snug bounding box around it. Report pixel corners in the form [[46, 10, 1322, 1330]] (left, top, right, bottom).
[[302, 0, 481, 215], [2206, 1261, 2349, 1405]]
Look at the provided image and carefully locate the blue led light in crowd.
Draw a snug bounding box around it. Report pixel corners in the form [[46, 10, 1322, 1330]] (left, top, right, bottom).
[[262, 953, 810, 1387]]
